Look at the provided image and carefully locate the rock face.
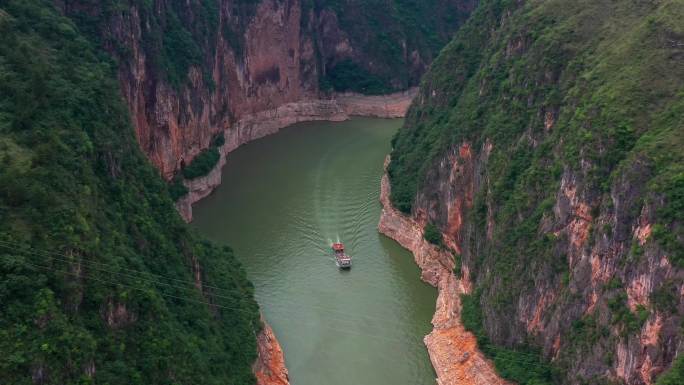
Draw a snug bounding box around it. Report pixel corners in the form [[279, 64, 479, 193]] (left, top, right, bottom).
[[379, 158, 510, 385], [73, 0, 318, 179], [390, 133, 683, 385], [386, 1, 684, 383], [404, 136, 683, 384], [254, 320, 290, 385], [56, 0, 473, 179]]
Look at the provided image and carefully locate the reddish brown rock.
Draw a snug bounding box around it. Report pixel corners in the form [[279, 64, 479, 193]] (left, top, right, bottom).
[[254, 319, 290, 385], [400, 136, 683, 384], [378, 157, 510, 385]]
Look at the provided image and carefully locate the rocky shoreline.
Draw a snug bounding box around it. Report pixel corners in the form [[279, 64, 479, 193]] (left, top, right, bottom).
[[377, 157, 509, 385], [176, 90, 416, 383], [254, 319, 291, 385], [176, 88, 417, 222]]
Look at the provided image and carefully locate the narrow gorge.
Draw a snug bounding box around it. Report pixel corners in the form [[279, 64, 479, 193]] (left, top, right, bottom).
[[56, 0, 474, 220], [1, 0, 474, 384], [1, 0, 682, 384], [191, 118, 439, 385]]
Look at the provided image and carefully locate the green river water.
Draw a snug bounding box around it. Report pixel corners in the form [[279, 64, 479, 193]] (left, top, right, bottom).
[[192, 118, 437, 385]]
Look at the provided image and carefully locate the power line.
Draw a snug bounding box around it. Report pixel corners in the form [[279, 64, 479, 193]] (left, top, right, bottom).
[[0, 244, 430, 346], [0, 241, 556, 368], [6, 258, 434, 348], [16, 259, 257, 315], [1, 240, 434, 334], [0, 240, 431, 333], [0, 241, 421, 332], [0, 240, 247, 298]]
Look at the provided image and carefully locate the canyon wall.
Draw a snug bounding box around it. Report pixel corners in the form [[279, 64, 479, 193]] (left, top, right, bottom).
[[57, 0, 474, 179], [50, 1, 475, 382], [387, 0, 684, 384], [379, 158, 510, 385], [0, 2, 265, 383]]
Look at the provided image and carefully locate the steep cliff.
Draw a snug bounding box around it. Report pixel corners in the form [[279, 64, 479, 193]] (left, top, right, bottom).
[[388, 0, 684, 384], [379, 158, 511, 385], [57, 0, 475, 181]]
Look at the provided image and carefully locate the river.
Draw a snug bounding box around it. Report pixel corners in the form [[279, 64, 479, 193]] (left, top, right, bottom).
[[192, 118, 437, 385]]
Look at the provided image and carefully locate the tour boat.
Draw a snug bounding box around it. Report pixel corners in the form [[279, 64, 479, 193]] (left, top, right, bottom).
[[332, 242, 352, 269]]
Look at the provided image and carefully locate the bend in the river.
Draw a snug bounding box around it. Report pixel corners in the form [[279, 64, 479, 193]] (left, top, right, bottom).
[[192, 118, 437, 385]]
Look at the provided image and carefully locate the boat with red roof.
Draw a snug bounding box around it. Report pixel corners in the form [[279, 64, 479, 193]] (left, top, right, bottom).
[[332, 242, 352, 269]]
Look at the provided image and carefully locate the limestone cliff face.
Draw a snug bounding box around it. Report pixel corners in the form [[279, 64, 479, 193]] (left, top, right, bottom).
[[386, 1, 684, 383], [59, 0, 315, 178], [379, 157, 510, 385], [408, 138, 684, 384], [57, 0, 473, 179], [389, 132, 683, 384]]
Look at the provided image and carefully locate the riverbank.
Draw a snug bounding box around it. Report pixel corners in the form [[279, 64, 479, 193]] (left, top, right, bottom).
[[254, 319, 290, 385], [378, 157, 510, 385], [175, 88, 417, 222], [191, 119, 437, 385]]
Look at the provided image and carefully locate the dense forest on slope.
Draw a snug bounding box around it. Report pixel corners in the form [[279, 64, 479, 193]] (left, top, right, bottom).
[[0, 1, 260, 383], [389, 0, 684, 384]]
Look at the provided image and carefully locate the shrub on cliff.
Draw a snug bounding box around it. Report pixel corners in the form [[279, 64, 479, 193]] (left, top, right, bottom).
[[182, 147, 220, 179], [460, 292, 557, 384], [423, 223, 443, 246], [169, 177, 189, 201], [212, 132, 226, 148], [657, 356, 684, 385]]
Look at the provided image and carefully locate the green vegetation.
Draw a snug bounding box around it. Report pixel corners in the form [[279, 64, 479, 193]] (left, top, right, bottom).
[[389, 0, 684, 382], [423, 223, 443, 246], [657, 355, 684, 385], [0, 1, 259, 383], [605, 277, 623, 290], [316, 0, 474, 93], [460, 292, 558, 384], [212, 132, 226, 148], [183, 147, 221, 180], [453, 253, 462, 277], [322, 59, 393, 95], [160, 6, 205, 88], [651, 280, 679, 312], [567, 315, 608, 351], [169, 177, 189, 201], [65, 0, 259, 89], [652, 165, 684, 267], [181, 133, 225, 180], [607, 293, 649, 334]]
